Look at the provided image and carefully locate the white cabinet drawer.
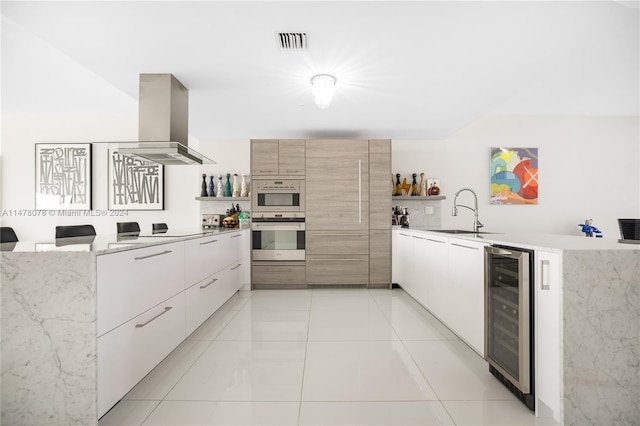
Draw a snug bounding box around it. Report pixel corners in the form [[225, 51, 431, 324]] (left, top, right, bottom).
[[97, 242, 184, 336], [98, 292, 185, 417], [185, 235, 227, 287], [185, 267, 236, 336]]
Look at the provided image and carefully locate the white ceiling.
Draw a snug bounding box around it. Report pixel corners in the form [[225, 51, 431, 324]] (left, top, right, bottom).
[[2, 1, 639, 140]]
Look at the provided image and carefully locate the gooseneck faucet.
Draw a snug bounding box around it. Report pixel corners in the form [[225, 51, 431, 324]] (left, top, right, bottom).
[[452, 188, 484, 233]]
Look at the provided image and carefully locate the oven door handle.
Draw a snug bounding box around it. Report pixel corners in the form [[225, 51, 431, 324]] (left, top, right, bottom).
[[251, 224, 305, 231]]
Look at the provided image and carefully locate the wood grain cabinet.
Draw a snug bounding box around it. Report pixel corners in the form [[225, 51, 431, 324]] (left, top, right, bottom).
[[251, 139, 305, 177], [305, 139, 391, 287]]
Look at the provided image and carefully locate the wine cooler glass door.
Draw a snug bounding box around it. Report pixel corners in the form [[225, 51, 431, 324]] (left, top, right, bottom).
[[484, 246, 531, 394]]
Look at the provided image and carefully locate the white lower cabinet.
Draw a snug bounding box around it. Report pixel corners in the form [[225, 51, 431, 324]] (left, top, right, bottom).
[[415, 234, 449, 318], [395, 231, 413, 292], [98, 292, 185, 417], [535, 250, 562, 422], [447, 238, 487, 355], [185, 267, 231, 336]]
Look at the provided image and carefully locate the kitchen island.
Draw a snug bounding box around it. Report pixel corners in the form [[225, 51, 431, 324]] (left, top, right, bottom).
[[0, 228, 250, 426], [394, 228, 639, 426]]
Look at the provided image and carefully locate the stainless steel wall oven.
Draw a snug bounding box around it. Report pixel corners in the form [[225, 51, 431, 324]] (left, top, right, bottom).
[[251, 216, 305, 261], [484, 245, 535, 410]]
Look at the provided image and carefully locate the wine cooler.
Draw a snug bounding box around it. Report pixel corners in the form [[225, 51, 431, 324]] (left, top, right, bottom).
[[484, 245, 535, 410]]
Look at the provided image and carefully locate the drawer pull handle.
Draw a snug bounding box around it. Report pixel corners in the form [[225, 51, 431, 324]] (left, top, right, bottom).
[[412, 236, 427, 240], [541, 259, 550, 290], [451, 242, 479, 250], [399, 233, 411, 237], [230, 234, 242, 238], [426, 238, 446, 243], [135, 307, 172, 328], [231, 264, 242, 270], [265, 268, 292, 272], [200, 239, 218, 245], [313, 258, 362, 261], [311, 233, 365, 237], [200, 278, 218, 289], [134, 250, 172, 260]]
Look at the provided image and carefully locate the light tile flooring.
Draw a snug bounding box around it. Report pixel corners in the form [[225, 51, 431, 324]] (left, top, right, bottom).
[[99, 289, 558, 426]]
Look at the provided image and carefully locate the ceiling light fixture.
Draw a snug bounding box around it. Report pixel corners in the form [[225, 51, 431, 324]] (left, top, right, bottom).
[[311, 74, 336, 109]]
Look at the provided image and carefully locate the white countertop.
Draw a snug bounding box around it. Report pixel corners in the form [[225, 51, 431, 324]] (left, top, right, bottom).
[[396, 227, 640, 252], [0, 227, 248, 255]]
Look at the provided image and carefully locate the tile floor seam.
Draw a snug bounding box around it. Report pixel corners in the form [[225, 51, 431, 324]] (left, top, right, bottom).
[[297, 289, 314, 426]]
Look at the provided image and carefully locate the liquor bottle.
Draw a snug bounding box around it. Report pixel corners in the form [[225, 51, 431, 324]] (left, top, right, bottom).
[[200, 174, 208, 197], [411, 173, 419, 196]]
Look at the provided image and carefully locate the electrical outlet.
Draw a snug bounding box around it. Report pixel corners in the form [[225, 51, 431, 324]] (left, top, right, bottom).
[[424, 206, 434, 215]]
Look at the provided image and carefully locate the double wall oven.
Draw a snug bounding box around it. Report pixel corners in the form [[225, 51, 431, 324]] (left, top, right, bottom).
[[251, 179, 306, 262], [484, 245, 535, 410]]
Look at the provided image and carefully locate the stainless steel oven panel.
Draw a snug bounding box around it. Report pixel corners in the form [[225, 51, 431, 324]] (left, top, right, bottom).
[[253, 249, 306, 261], [252, 179, 305, 213], [484, 246, 531, 394], [252, 221, 305, 262]]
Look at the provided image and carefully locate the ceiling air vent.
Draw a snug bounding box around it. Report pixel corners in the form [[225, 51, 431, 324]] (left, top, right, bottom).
[[277, 32, 308, 50]]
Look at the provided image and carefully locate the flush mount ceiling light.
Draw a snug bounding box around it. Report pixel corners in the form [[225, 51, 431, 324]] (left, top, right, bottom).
[[311, 74, 336, 109]]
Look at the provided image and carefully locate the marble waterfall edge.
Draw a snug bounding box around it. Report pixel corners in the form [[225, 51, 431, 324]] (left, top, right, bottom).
[[1, 252, 98, 426]]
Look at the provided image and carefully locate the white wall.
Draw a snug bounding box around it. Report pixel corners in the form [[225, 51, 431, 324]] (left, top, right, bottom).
[[393, 115, 640, 238]]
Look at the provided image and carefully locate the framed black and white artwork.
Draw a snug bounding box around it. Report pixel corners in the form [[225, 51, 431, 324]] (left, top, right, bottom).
[[35, 143, 92, 210], [108, 149, 164, 210]]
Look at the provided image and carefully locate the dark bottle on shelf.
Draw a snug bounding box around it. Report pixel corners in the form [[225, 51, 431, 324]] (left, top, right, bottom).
[[411, 173, 419, 196], [200, 174, 208, 197]]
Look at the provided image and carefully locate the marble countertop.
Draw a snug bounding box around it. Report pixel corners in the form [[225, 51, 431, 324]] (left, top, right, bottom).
[[0, 227, 248, 255], [396, 227, 640, 252]]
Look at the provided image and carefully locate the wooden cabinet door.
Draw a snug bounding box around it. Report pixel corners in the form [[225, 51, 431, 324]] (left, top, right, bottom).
[[306, 139, 369, 230], [251, 139, 279, 176], [278, 139, 305, 175], [370, 229, 391, 288], [369, 139, 391, 229], [306, 255, 369, 285]]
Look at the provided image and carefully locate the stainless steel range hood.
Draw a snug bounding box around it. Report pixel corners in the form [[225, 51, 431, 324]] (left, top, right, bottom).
[[118, 74, 215, 165]]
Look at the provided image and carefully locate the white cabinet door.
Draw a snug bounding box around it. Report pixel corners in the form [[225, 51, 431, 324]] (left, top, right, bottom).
[[97, 242, 185, 336], [535, 250, 562, 422], [98, 292, 185, 417], [185, 234, 226, 288], [447, 238, 487, 355], [417, 234, 449, 318], [395, 231, 414, 292]]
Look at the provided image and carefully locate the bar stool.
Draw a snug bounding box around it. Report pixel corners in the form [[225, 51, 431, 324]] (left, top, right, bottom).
[[152, 223, 168, 234], [55, 224, 96, 239], [116, 222, 140, 235], [1, 227, 19, 243]]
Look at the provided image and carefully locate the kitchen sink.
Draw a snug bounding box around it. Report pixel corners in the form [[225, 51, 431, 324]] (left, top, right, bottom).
[[430, 229, 497, 235]]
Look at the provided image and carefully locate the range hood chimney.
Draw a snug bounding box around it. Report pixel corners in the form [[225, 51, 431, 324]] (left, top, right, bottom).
[[118, 74, 214, 165]]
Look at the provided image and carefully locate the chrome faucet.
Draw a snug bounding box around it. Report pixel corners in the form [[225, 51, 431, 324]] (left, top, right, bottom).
[[452, 188, 484, 233]]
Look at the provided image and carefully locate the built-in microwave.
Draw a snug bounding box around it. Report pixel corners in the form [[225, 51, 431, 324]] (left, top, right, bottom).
[[252, 179, 305, 213]]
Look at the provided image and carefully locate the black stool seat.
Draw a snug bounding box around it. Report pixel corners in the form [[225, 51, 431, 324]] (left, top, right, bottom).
[[1, 227, 19, 243], [152, 223, 168, 234], [618, 218, 640, 241], [55, 224, 96, 239], [117, 222, 140, 235]]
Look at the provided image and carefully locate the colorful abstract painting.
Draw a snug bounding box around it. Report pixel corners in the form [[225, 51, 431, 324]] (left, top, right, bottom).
[[490, 147, 538, 205]]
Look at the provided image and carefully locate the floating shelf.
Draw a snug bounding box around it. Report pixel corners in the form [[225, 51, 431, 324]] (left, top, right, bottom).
[[195, 197, 250, 201], [392, 196, 446, 200]]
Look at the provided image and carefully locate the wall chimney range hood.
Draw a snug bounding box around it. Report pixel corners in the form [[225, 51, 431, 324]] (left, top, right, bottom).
[[118, 74, 215, 165]]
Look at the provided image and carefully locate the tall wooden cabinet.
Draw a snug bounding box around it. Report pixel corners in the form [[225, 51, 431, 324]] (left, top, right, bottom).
[[305, 139, 391, 287]]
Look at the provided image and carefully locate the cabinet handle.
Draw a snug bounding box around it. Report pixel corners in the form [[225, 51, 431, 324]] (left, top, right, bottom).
[[283, 170, 301, 173], [358, 159, 362, 224], [257, 170, 272, 173], [412, 235, 427, 240], [313, 258, 362, 261], [311, 233, 365, 237], [230, 234, 242, 238], [231, 264, 242, 270], [540, 259, 550, 290], [134, 250, 172, 260], [200, 239, 218, 245], [426, 238, 446, 244], [200, 278, 218, 289], [265, 268, 292, 272], [451, 242, 479, 250], [399, 233, 411, 237], [135, 306, 172, 328]]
